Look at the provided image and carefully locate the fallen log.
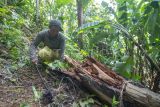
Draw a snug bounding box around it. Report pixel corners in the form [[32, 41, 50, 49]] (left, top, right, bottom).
[[51, 55, 160, 107], [86, 57, 160, 107]]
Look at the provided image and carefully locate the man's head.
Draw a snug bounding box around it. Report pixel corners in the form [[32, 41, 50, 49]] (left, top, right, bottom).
[[49, 20, 63, 36]]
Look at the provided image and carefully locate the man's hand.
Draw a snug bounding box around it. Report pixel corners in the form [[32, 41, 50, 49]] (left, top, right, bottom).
[[32, 59, 38, 65]]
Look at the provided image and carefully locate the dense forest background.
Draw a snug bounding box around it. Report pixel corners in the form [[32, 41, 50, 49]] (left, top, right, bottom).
[[0, 0, 160, 106]]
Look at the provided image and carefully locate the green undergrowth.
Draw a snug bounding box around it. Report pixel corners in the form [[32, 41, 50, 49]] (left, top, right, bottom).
[[65, 40, 84, 62], [46, 60, 70, 70]]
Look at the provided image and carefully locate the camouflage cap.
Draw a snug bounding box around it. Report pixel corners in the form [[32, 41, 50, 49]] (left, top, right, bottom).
[[49, 20, 63, 31]]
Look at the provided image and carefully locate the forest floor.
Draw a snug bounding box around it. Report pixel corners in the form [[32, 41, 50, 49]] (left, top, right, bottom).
[[0, 65, 101, 107]]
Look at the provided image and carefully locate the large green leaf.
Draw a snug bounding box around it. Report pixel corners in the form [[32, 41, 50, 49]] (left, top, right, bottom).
[[32, 86, 41, 101], [113, 55, 134, 78], [82, 0, 93, 9], [55, 0, 73, 8], [89, 32, 108, 44], [77, 21, 105, 33], [144, 8, 159, 35]]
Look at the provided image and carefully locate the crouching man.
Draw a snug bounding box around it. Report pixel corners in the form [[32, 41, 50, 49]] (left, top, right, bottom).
[[29, 20, 65, 65]]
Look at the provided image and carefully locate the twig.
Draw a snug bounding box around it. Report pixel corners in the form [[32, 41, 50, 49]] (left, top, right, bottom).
[[58, 76, 77, 96], [38, 99, 42, 107], [119, 81, 131, 107]]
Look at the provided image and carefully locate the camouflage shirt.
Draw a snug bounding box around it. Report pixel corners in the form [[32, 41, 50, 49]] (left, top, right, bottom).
[[30, 29, 65, 61]]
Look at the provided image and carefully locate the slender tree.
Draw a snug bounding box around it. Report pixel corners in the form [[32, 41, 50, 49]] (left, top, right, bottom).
[[36, 0, 40, 25], [76, 0, 83, 49]]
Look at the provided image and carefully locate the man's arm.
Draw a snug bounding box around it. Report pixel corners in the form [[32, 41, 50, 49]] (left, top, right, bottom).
[[59, 36, 65, 60], [30, 33, 44, 63]]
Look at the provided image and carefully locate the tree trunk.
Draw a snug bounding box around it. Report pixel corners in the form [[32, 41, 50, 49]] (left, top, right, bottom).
[[76, 0, 83, 49], [36, 0, 40, 25], [5, 0, 7, 5], [57, 55, 160, 107]]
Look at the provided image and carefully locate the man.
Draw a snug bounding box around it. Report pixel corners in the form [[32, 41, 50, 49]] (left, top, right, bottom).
[[30, 20, 65, 65]]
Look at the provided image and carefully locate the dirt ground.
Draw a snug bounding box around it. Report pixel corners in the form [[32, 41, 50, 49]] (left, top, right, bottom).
[[0, 65, 101, 107]]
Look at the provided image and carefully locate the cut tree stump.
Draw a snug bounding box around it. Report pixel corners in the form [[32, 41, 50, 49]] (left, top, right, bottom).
[[50, 55, 160, 107]]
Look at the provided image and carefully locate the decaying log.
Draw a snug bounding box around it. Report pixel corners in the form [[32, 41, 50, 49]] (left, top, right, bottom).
[[124, 83, 160, 107], [87, 57, 124, 81], [65, 55, 123, 89], [92, 63, 115, 84], [57, 55, 160, 107]]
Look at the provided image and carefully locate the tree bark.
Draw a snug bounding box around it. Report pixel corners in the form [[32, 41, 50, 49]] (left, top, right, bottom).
[[76, 0, 83, 49], [60, 55, 160, 107], [36, 0, 40, 25]]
